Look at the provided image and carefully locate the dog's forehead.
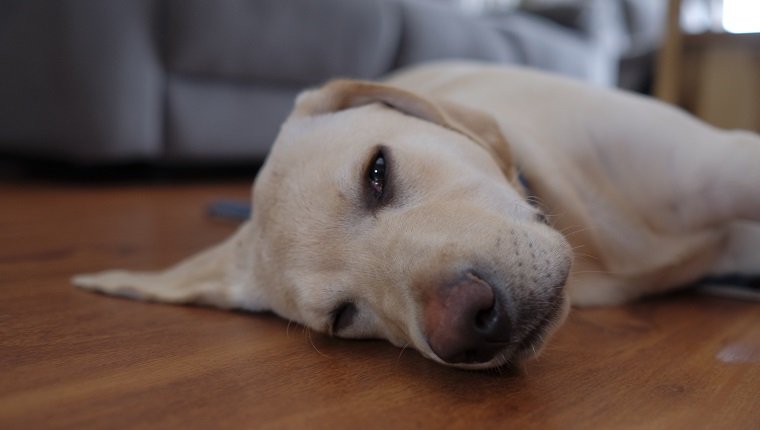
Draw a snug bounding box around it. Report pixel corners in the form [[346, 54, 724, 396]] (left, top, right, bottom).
[[251, 106, 402, 251], [274, 104, 429, 156], [264, 103, 500, 182], [255, 112, 371, 215]]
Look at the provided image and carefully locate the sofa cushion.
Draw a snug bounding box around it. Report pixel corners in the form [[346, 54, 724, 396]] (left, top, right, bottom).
[[395, 1, 521, 65], [166, 76, 299, 161], [166, 0, 402, 85]]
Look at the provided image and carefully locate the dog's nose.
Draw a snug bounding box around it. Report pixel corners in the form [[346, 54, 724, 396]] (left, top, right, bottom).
[[424, 272, 512, 364]]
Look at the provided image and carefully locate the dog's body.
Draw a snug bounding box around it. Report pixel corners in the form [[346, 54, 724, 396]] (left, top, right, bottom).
[[74, 62, 760, 369], [389, 62, 760, 305]]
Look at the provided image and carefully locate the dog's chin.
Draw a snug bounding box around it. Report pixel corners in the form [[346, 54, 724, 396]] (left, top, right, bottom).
[[440, 292, 570, 371]]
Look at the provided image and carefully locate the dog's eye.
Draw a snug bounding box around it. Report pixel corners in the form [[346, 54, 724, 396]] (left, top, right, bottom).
[[367, 151, 386, 199], [331, 302, 357, 334]]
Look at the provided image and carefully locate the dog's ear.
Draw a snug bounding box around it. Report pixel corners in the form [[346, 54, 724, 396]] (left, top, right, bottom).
[[72, 221, 269, 312], [294, 79, 516, 181]]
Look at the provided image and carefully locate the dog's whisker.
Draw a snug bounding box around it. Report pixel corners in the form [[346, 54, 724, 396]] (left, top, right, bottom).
[[397, 343, 410, 361], [563, 224, 590, 233], [570, 269, 614, 276], [489, 365, 502, 377], [556, 223, 582, 233], [570, 251, 602, 261], [305, 328, 329, 358], [495, 351, 510, 376], [560, 225, 594, 238], [286, 319, 295, 338], [543, 209, 565, 218]]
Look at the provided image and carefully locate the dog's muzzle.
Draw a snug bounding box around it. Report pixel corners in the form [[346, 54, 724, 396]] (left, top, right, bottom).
[[423, 270, 567, 366]]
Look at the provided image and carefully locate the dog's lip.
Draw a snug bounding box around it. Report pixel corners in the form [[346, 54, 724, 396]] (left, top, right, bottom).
[[515, 316, 553, 353], [514, 293, 566, 356]]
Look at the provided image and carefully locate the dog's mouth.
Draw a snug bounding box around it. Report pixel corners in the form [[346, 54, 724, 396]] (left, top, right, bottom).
[[514, 293, 568, 357]]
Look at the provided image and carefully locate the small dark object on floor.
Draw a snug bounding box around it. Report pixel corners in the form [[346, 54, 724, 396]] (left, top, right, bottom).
[[696, 275, 760, 301], [208, 201, 251, 220]]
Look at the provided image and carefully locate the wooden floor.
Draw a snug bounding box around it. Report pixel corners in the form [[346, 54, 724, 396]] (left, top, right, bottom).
[[1, 180, 759, 429]]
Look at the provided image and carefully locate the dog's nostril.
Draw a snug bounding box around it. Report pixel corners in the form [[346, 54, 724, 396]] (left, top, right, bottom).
[[474, 305, 495, 331]]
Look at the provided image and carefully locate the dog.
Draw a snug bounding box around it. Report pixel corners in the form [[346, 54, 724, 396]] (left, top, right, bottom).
[[73, 62, 760, 370]]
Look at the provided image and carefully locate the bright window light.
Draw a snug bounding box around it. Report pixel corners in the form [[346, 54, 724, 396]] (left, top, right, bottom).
[[722, 0, 760, 33]]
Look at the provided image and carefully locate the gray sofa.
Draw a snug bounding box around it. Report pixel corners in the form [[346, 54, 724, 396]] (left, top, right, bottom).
[[0, 0, 646, 164]]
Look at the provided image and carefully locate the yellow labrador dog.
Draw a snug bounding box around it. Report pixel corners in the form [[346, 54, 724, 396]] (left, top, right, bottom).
[[74, 62, 760, 370]]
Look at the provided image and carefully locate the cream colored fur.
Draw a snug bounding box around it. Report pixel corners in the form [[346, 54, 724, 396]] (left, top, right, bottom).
[[73, 62, 760, 369]]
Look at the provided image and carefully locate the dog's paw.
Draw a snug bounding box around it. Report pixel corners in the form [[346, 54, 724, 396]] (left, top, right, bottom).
[[71, 270, 156, 301]]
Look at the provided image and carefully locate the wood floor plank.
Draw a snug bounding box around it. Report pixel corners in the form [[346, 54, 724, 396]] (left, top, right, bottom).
[[1, 181, 758, 429]]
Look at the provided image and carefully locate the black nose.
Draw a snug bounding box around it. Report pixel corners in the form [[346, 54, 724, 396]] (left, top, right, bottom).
[[424, 272, 512, 364]]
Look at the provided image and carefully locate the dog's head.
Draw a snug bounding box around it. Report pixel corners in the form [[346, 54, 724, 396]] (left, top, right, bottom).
[[75, 79, 573, 370], [246, 80, 573, 369]]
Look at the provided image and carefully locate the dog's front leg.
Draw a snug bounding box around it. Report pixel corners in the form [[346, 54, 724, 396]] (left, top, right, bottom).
[[568, 100, 760, 303], [607, 116, 760, 232], [72, 222, 268, 311], [665, 127, 760, 277], [683, 129, 760, 227]]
